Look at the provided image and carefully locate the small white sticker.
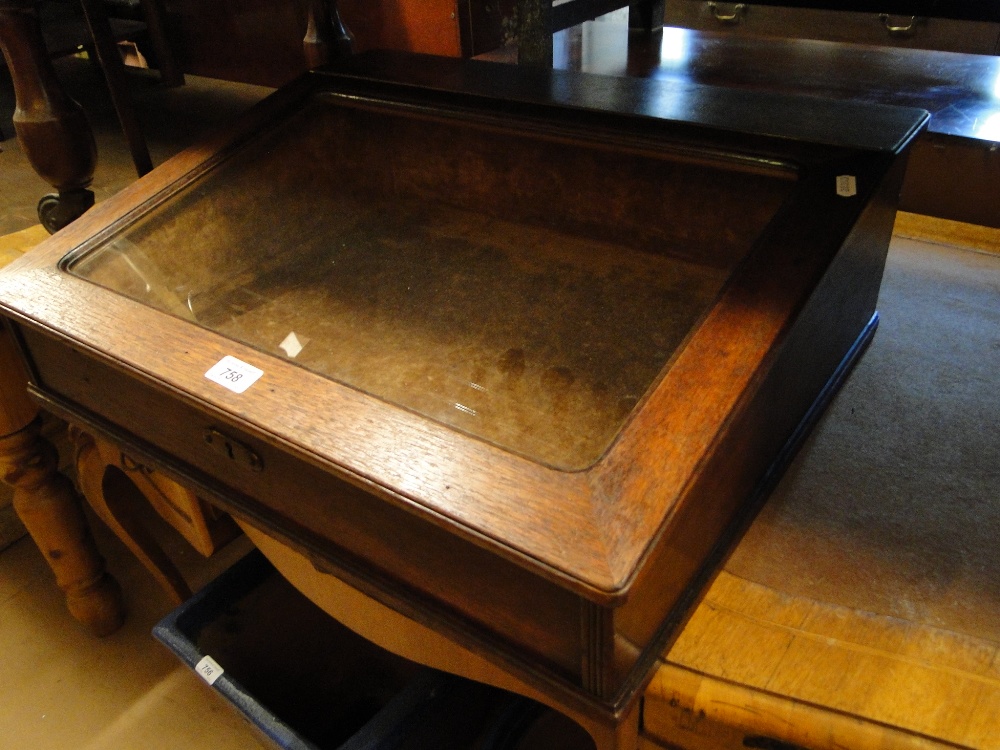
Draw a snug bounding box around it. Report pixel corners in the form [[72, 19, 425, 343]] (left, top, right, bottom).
[[204, 355, 263, 394], [195, 655, 225, 685], [836, 175, 858, 197], [278, 331, 304, 358]]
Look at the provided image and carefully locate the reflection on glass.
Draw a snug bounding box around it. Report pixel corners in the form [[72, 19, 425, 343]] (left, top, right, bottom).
[[660, 26, 692, 66], [975, 111, 1000, 142], [69, 97, 793, 469]]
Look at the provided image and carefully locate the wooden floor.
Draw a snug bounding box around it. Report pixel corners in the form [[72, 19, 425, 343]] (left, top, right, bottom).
[[0, 501, 267, 749]]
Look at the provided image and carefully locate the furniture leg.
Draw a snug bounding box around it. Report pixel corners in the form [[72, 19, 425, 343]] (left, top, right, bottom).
[[0, 323, 124, 635], [303, 0, 352, 69], [517, 1, 651, 66], [79, 0, 153, 176], [135, 0, 183, 87], [0, 0, 97, 232], [243, 520, 644, 750], [72, 428, 191, 604], [70, 426, 239, 603], [629, 0, 664, 30], [516, 0, 553, 66]]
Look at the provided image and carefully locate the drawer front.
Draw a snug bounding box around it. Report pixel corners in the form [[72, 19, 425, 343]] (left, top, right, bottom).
[[664, 1, 1000, 53], [901, 133, 1000, 229], [18, 325, 592, 694]]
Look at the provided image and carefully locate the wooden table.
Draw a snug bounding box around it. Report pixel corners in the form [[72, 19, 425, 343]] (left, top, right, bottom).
[[502, 15, 1000, 227], [0, 52, 925, 748]]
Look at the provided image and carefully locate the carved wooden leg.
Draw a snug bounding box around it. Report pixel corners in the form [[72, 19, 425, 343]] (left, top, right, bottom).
[[73, 429, 191, 605], [71, 426, 239, 603], [0, 0, 97, 232], [0, 322, 123, 635], [303, 0, 353, 69]]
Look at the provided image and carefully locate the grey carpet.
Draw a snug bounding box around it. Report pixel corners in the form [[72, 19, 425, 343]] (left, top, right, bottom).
[[729, 235, 1000, 641]]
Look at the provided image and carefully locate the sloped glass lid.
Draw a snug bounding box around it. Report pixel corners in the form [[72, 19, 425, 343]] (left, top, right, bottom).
[[68, 95, 794, 469]]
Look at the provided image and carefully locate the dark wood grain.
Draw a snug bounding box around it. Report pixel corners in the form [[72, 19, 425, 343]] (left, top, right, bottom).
[[0, 52, 926, 744]]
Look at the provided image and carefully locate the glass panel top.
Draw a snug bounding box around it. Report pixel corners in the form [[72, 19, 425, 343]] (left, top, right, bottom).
[[69, 96, 793, 469]]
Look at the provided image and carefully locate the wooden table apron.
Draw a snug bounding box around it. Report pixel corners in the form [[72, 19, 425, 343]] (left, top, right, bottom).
[[0, 55, 927, 733]]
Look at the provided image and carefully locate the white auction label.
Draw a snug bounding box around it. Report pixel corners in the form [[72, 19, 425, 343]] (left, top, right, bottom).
[[204, 356, 264, 394], [278, 331, 304, 358], [836, 175, 858, 197], [195, 655, 225, 685]]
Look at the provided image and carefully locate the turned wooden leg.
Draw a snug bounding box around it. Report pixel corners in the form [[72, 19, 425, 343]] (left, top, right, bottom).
[[0, 322, 124, 635], [0, 0, 97, 232], [303, 0, 353, 69], [1, 420, 125, 635]]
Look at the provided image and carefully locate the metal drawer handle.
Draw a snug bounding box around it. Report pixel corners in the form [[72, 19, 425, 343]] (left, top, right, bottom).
[[879, 14, 921, 36], [709, 2, 745, 23]]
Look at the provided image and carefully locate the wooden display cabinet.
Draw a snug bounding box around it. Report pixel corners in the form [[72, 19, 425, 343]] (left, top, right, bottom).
[[0, 52, 926, 748]]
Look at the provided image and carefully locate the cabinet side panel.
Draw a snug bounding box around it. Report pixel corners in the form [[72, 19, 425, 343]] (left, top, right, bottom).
[[612, 155, 905, 696]]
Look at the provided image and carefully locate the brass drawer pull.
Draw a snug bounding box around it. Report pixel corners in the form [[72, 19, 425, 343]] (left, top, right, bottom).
[[879, 14, 921, 36], [709, 2, 745, 23], [204, 428, 264, 471]]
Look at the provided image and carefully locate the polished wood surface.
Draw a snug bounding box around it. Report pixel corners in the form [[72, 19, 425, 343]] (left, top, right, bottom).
[[484, 18, 1000, 142], [481, 16, 1000, 226], [0, 53, 925, 747], [693, 0, 1000, 22]]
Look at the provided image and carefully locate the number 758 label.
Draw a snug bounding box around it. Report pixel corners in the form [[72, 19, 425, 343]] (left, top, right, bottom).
[[205, 356, 264, 394]]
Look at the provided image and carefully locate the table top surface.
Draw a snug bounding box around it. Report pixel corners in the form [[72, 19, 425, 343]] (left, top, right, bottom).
[[482, 17, 1000, 143]]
